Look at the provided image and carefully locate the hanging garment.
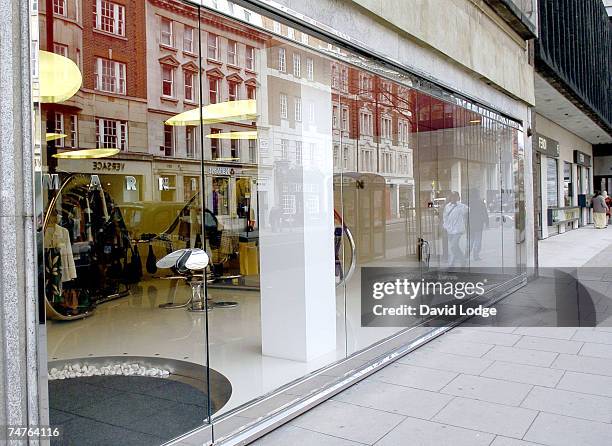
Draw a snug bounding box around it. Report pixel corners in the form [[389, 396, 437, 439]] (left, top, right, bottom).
[[45, 224, 77, 282], [45, 248, 63, 303]]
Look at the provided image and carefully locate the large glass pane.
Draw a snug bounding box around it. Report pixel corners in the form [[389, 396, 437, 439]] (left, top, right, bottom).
[[40, 1, 214, 444], [201, 10, 348, 425], [466, 114, 503, 270]]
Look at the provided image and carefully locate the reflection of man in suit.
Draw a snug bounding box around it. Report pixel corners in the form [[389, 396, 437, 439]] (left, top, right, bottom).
[[443, 191, 468, 267], [468, 189, 489, 261]]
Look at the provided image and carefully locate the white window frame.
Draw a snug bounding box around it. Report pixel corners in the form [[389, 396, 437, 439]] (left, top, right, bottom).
[[53, 0, 66, 16], [278, 48, 286, 72], [185, 126, 195, 158], [246, 45, 255, 70], [208, 77, 219, 104], [160, 17, 174, 47], [95, 57, 126, 94], [163, 124, 174, 157], [54, 113, 65, 147], [227, 40, 238, 65], [228, 81, 239, 101], [281, 139, 288, 160], [296, 141, 302, 164], [273, 20, 281, 34], [280, 93, 288, 119], [94, 0, 125, 37], [293, 53, 301, 77], [183, 26, 194, 53], [294, 97, 302, 122], [332, 105, 339, 129], [301, 33, 309, 44], [161, 65, 174, 98], [381, 116, 392, 140], [184, 71, 194, 102], [306, 58, 314, 80], [53, 43, 68, 57], [207, 33, 218, 60], [69, 114, 78, 147], [341, 106, 349, 131], [95, 118, 128, 151]]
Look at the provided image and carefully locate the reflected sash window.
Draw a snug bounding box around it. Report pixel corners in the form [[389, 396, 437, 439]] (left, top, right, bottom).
[[332, 105, 339, 128], [94, 0, 125, 37], [68, 114, 78, 147], [296, 141, 302, 164], [161, 65, 174, 97], [246, 84, 256, 100], [183, 26, 194, 53], [343, 146, 349, 169], [281, 139, 288, 160], [185, 126, 195, 158], [210, 128, 221, 159], [278, 48, 286, 72], [163, 125, 174, 157], [207, 33, 219, 60], [209, 77, 219, 104], [306, 58, 314, 80], [341, 107, 348, 131], [248, 139, 257, 163], [95, 57, 126, 94], [53, 0, 66, 16], [54, 113, 64, 148], [53, 43, 68, 57], [293, 53, 301, 77], [230, 134, 239, 159], [161, 17, 173, 47], [228, 81, 239, 101], [246, 45, 255, 70], [184, 71, 194, 102], [227, 40, 237, 65], [294, 97, 302, 122], [95, 118, 127, 151], [280, 93, 288, 119]]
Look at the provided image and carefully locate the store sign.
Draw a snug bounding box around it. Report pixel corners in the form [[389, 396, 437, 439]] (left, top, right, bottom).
[[535, 134, 560, 158], [92, 161, 125, 172], [574, 150, 591, 167], [208, 166, 235, 176], [125, 176, 137, 191], [42, 173, 60, 190]]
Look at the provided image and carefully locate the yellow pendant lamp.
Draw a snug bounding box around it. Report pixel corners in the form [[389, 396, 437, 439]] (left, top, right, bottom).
[[52, 148, 120, 159], [206, 130, 257, 140], [166, 99, 257, 126], [38, 50, 82, 103]]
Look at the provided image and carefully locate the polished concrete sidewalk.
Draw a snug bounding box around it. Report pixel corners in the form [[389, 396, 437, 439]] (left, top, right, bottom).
[[252, 225, 612, 446]]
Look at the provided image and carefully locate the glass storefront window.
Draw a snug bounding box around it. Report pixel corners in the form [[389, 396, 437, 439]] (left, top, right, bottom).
[[546, 158, 559, 207], [563, 161, 572, 206], [36, 1, 526, 444]]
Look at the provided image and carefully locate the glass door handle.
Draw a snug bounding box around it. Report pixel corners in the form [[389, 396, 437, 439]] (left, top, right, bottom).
[[335, 224, 357, 288]]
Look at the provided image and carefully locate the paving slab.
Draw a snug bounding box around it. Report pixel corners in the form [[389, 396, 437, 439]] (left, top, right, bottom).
[[481, 361, 564, 387], [524, 412, 612, 446], [440, 374, 532, 406], [432, 397, 537, 438], [374, 416, 494, 446]]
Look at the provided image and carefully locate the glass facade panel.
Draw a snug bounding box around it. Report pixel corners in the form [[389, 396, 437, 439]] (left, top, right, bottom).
[[36, 1, 525, 444]]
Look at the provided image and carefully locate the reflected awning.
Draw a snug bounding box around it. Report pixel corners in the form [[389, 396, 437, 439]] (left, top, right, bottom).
[[166, 99, 257, 126], [39, 50, 82, 103], [52, 148, 120, 159], [206, 131, 257, 140]]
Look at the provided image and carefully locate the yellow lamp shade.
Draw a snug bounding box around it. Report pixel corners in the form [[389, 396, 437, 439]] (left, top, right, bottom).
[[45, 132, 67, 141], [166, 99, 257, 126], [206, 131, 257, 140], [39, 50, 82, 103], [52, 148, 120, 159]]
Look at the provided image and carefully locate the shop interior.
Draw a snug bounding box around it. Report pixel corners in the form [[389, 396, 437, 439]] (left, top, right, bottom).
[[39, 2, 525, 444]]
